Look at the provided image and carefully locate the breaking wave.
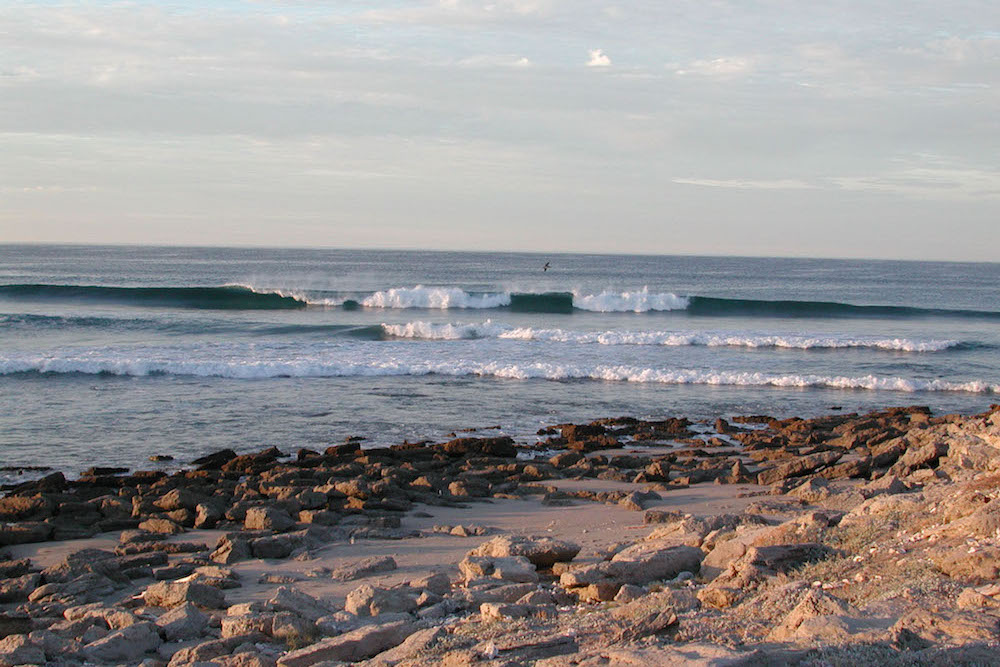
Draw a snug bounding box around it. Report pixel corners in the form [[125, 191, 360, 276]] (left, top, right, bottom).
[[1, 356, 996, 393], [5, 283, 1000, 319], [381, 320, 963, 352]]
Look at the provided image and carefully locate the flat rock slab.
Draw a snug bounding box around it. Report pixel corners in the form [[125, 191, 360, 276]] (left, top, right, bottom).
[[277, 620, 417, 667]]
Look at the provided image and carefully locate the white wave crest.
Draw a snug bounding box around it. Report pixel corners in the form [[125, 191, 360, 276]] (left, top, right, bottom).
[[362, 286, 511, 309], [2, 355, 995, 393], [572, 288, 689, 312], [380, 321, 960, 352]]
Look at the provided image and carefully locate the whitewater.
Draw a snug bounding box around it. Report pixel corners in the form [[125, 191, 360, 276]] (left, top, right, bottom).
[[2, 245, 999, 476]]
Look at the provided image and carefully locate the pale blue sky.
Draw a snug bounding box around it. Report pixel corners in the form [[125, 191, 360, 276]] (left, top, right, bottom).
[[1, 1, 998, 260]]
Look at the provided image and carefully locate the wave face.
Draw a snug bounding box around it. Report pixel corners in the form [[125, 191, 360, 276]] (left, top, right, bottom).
[[6, 282, 1000, 319], [0, 284, 306, 310], [1, 355, 996, 393], [686, 296, 1000, 319], [380, 320, 962, 352]]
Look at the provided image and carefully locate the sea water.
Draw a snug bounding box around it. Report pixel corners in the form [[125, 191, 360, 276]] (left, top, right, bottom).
[[1, 245, 998, 480]]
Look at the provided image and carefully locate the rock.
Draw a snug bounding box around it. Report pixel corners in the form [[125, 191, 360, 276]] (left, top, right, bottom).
[[892, 608, 1000, 643], [0, 634, 45, 666], [244, 506, 296, 532], [251, 533, 302, 559], [860, 473, 908, 498], [0, 573, 40, 603], [194, 502, 223, 529], [0, 614, 32, 640], [211, 535, 252, 564], [362, 626, 445, 666], [155, 602, 209, 641], [221, 614, 274, 639], [138, 518, 184, 535], [756, 451, 843, 486], [344, 584, 417, 617], [191, 448, 237, 469], [329, 556, 398, 582], [560, 544, 703, 588], [154, 488, 205, 512], [467, 535, 580, 568], [459, 555, 538, 584], [932, 545, 1000, 582], [0, 522, 53, 546], [268, 586, 331, 622], [82, 620, 162, 664], [408, 572, 452, 596], [767, 589, 860, 641], [143, 581, 226, 609], [277, 620, 417, 667], [480, 602, 536, 621]]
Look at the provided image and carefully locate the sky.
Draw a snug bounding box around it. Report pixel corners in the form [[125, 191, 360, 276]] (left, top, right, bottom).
[[1, 1, 998, 261]]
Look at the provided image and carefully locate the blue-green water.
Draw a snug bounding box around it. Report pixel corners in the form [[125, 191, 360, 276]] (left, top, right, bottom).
[[2, 245, 998, 478]]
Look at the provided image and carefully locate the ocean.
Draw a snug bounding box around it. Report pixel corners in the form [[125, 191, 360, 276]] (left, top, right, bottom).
[[2, 244, 998, 482]]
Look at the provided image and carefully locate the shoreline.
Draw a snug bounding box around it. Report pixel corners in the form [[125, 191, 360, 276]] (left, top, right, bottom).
[[2, 405, 1000, 665]]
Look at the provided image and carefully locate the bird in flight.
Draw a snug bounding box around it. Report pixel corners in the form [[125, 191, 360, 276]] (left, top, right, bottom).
[[543, 262, 551, 272]]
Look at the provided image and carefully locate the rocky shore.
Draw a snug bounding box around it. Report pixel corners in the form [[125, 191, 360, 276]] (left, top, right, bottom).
[[2, 405, 1000, 666]]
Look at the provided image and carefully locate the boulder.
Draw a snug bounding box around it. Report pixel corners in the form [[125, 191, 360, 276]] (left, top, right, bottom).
[[467, 535, 580, 568], [277, 620, 417, 667], [756, 451, 843, 486], [268, 586, 331, 622], [143, 580, 226, 609], [244, 506, 296, 532], [560, 544, 703, 588], [155, 602, 209, 641], [0, 634, 45, 667], [344, 584, 417, 617], [459, 555, 538, 584], [330, 556, 397, 582], [82, 621, 162, 664]]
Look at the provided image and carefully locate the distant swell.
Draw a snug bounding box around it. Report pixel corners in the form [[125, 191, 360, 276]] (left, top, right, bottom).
[[0, 284, 306, 310], [5, 282, 1000, 319], [686, 296, 1000, 319], [381, 321, 963, 352], [1, 357, 996, 393]]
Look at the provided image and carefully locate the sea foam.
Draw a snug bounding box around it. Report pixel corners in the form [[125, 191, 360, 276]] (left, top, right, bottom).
[[2, 354, 995, 393], [381, 320, 960, 352]]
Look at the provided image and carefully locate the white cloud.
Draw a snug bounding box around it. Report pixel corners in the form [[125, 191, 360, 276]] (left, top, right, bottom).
[[675, 56, 754, 77], [586, 48, 611, 67]]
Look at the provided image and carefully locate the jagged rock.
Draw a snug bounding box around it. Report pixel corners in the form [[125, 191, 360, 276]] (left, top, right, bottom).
[[82, 620, 162, 664], [344, 584, 417, 617], [560, 544, 703, 588], [211, 535, 252, 564], [467, 535, 580, 568], [892, 608, 1000, 643], [767, 589, 861, 641], [756, 451, 843, 486], [221, 614, 274, 639], [138, 518, 184, 535], [156, 602, 209, 641], [268, 586, 331, 622], [0, 573, 40, 603], [460, 555, 538, 584], [0, 634, 45, 666], [277, 620, 417, 667], [0, 522, 53, 546], [0, 614, 32, 640], [143, 580, 226, 609], [408, 572, 452, 596], [244, 506, 296, 532], [194, 502, 224, 529], [932, 545, 1000, 582]]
